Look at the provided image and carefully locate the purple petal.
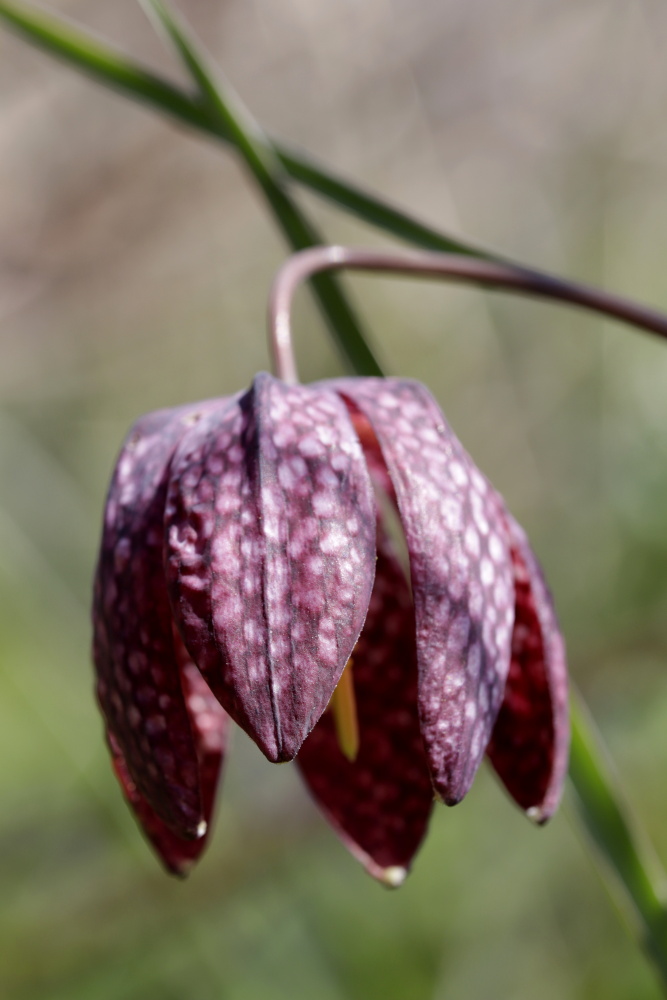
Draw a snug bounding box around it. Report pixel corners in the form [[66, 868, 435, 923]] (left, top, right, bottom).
[[93, 402, 222, 839], [108, 642, 229, 876], [298, 520, 433, 886], [165, 373, 377, 762], [486, 516, 569, 822], [329, 378, 515, 804]]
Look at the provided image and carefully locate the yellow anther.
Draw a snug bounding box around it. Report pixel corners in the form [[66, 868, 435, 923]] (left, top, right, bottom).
[[329, 658, 360, 762]]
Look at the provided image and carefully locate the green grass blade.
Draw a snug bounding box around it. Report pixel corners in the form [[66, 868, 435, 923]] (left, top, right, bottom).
[[139, 0, 382, 377], [568, 690, 667, 984], [275, 149, 494, 259], [0, 0, 502, 264], [0, 0, 209, 124]]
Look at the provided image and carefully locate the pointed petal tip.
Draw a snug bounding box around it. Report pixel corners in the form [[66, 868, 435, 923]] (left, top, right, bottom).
[[440, 788, 465, 808], [432, 773, 467, 808], [255, 733, 299, 765], [526, 805, 547, 825], [526, 796, 562, 826], [357, 851, 409, 887], [332, 833, 411, 887], [377, 865, 408, 889], [166, 858, 195, 880]]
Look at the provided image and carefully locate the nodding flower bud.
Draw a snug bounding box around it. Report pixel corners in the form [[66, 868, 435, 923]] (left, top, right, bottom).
[[93, 371, 568, 883], [93, 245, 570, 882]]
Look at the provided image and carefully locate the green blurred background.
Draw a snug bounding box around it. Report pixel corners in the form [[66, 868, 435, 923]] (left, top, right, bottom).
[[2, 1, 667, 997]]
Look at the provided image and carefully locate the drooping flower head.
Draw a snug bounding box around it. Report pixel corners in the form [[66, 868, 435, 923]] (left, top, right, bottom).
[[93, 249, 569, 884]]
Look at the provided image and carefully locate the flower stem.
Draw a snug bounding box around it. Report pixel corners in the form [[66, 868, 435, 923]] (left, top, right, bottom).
[[268, 246, 667, 364]]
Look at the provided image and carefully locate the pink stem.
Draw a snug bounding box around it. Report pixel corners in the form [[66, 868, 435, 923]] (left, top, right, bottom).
[[267, 245, 667, 384]]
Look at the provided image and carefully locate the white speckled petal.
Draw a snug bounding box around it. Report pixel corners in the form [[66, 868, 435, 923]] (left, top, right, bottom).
[[165, 373, 377, 762], [107, 636, 230, 876], [487, 515, 569, 822], [93, 401, 224, 839], [328, 378, 515, 804]]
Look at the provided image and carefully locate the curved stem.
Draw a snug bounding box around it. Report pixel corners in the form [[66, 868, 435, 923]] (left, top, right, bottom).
[[268, 246, 667, 383]]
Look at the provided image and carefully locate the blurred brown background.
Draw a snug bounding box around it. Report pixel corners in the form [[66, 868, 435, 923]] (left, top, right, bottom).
[[2, 1, 667, 997]]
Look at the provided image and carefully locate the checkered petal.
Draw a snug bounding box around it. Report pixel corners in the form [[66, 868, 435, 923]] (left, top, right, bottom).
[[487, 516, 569, 822], [327, 377, 515, 805], [165, 373, 376, 763], [108, 643, 229, 876], [93, 401, 224, 839]]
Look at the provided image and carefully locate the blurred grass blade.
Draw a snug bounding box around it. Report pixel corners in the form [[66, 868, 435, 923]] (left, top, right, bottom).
[[0, 0, 208, 124], [0, 0, 499, 262], [139, 0, 382, 377], [140, 0, 293, 206], [568, 690, 667, 985], [276, 151, 493, 259]]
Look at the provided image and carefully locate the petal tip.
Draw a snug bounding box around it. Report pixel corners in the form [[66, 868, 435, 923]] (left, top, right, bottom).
[[434, 779, 466, 808], [526, 802, 556, 826], [258, 745, 299, 765], [526, 805, 543, 824], [167, 859, 195, 880], [267, 741, 300, 765], [378, 865, 408, 889], [247, 726, 297, 764]]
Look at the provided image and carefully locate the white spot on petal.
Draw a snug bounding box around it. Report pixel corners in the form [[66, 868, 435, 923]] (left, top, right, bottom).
[[450, 461, 468, 486]]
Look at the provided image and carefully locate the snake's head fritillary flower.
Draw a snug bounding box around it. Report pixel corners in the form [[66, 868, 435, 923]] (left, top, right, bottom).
[[93, 369, 568, 883]]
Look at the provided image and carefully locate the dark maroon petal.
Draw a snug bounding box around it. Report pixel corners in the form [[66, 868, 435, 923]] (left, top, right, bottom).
[[108, 639, 228, 875], [328, 378, 515, 805], [297, 521, 433, 885], [109, 743, 199, 877], [165, 373, 377, 763], [173, 625, 230, 826], [486, 516, 569, 822], [93, 401, 222, 838], [108, 651, 228, 875]]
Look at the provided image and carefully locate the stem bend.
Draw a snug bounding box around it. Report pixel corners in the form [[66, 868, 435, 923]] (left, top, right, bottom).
[[268, 245, 667, 383]]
